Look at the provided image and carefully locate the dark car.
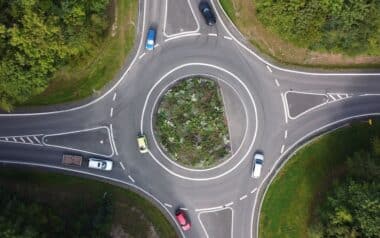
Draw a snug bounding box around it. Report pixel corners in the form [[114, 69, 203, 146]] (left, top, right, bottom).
[[175, 209, 191, 231], [199, 1, 216, 26]]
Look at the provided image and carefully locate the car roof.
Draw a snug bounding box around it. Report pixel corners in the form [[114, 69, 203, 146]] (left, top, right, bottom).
[[254, 153, 264, 161], [176, 211, 186, 224]]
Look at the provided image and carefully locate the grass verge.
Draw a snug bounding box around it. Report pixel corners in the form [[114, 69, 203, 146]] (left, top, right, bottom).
[[24, 0, 138, 105], [259, 120, 380, 238], [218, 0, 380, 68], [0, 167, 177, 238], [155, 78, 230, 168]]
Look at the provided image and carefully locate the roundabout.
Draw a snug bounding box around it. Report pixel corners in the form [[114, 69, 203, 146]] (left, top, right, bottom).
[[139, 62, 259, 180], [0, 0, 380, 238]]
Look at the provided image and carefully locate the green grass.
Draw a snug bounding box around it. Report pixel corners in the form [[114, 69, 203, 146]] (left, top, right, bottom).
[[155, 78, 230, 168], [24, 0, 137, 105], [219, 0, 236, 22], [259, 120, 380, 238], [0, 167, 177, 238]]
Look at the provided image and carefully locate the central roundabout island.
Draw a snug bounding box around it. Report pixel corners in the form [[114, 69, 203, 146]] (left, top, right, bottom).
[[154, 77, 231, 169]]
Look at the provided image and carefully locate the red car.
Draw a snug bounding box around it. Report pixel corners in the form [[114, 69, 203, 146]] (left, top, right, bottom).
[[175, 209, 191, 231]]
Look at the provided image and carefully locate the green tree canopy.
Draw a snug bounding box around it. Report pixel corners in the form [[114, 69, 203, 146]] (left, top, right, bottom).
[[256, 0, 380, 56], [0, 0, 110, 111]]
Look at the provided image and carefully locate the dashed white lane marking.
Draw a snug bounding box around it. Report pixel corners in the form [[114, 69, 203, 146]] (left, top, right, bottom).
[[250, 188, 257, 194], [138, 53, 146, 59], [195, 206, 224, 212], [110, 107, 114, 117], [180, 207, 189, 211], [119, 162, 125, 170], [239, 195, 248, 200], [284, 130, 288, 139], [225, 202, 234, 207], [128, 175, 135, 183], [208, 33, 217, 37], [281, 145, 285, 154], [112, 92, 117, 101], [154, 43, 159, 48], [275, 79, 280, 87], [164, 203, 173, 208], [223, 35, 232, 40], [100, 140, 104, 144], [266, 65, 273, 73]]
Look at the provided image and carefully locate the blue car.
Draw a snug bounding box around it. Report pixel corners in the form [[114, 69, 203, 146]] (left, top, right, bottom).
[[145, 28, 156, 51]]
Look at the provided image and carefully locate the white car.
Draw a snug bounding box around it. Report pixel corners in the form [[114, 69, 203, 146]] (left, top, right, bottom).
[[88, 158, 113, 171], [252, 152, 264, 178]]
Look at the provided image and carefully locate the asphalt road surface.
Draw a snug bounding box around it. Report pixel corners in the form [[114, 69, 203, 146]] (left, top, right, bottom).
[[1, 0, 380, 237]]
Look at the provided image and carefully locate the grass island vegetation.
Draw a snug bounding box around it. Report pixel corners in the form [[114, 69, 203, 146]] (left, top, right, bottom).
[[0, 167, 177, 238], [0, 0, 137, 111], [260, 120, 380, 238], [155, 78, 230, 168]]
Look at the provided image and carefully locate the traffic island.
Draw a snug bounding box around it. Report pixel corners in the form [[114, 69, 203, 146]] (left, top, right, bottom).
[[154, 77, 231, 168]]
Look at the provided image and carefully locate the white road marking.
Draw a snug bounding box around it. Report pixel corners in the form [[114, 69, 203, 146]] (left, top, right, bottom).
[[100, 140, 104, 144], [26, 137, 34, 144], [110, 107, 114, 117], [164, 33, 201, 42], [240, 195, 248, 200], [141, 63, 258, 181], [33, 136, 40, 144], [250, 188, 257, 194], [0, 158, 185, 238], [208, 33, 217, 37], [179, 207, 189, 211], [360, 93, 380, 96], [128, 175, 135, 183], [162, 0, 200, 38], [223, 35, 232, 40], [280, 93, 289, 124], [198, 207, 234, 238], [214, 0, 380, 77], [154, 43, 159, 48], [328, 94, 337, 101], [42, 126, 115, 158], [119, 161, 125, 170], [266, 65, 272, 73], [285, 91, 329, 120], [112, 92, 117, 101], [138, 53, 146, 59], [4, 137, 8, 141], [281, 145, 285, 154], [164, 203, 172, 208], [109, 124, 119, 156], [284, 130, 288, 139], [275, 79, 280, 87], [253, 112, 380, 238], [337, 94, 343, 99], [19, 137, 25, 143], [11, 137, 16, 142], [225, 202, 234, 207], [195, 205, 224, 212]]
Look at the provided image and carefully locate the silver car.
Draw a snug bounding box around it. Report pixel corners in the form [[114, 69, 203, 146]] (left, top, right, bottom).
[[88, 158, 113, 171], [252, 152, 264, 178]]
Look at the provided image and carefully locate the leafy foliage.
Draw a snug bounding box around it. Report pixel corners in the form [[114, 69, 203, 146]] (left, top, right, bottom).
[[155, 78, 230, 168], [256, 0, 380, 56], [309, 138, 380, 238], [0, 0, 110, 110], [0, 187, 114, 237]]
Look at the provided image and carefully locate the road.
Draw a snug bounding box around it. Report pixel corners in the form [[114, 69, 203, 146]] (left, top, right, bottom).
[[0, 0, 380, 237]]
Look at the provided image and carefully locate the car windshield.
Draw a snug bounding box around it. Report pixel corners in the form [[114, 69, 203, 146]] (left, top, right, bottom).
[[256, 159, 263, 165]]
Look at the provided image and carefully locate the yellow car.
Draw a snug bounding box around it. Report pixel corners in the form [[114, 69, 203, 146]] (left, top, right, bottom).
[[137, 134, 148, 153]]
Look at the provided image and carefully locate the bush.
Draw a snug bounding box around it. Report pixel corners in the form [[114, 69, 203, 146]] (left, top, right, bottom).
[[256, 0, 380, 56], [155, 78, 230, 168]]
